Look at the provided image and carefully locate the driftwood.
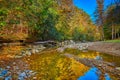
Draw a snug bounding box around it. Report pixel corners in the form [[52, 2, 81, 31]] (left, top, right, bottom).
[[34, 40, 55, 44], [64, 53, 120, 79], [34, 40, 57, 47]]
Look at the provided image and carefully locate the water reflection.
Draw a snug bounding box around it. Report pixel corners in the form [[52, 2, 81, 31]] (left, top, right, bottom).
[[78, 67, 111, 80], [105, 73, 111, 80], [64, 48, 120, 66]]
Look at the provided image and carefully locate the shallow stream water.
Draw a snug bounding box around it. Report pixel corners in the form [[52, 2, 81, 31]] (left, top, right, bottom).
[[0, 45, 120, 80]]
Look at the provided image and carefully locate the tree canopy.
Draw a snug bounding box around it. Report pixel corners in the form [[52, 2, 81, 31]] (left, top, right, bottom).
[[0, 0, 101, 42]]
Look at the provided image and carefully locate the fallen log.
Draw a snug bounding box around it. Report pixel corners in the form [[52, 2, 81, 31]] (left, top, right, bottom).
[[34, 40, 57, 47]]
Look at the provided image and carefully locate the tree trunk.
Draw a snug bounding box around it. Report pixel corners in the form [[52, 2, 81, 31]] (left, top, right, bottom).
[[99, 26, 104, 40], [117, 33, 119, 38], [114, 26, 117, 39], [112, 24, 114, 40]]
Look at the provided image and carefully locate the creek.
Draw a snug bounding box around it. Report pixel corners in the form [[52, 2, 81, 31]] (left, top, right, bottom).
[[0, 44, 120, 80]]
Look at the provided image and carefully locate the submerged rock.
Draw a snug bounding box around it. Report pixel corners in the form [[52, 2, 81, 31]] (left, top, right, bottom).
[[95, 56, 103, 60], [14, 55, 23, 59], [0, 67, 36, 80], [5, 75, 12, 80], [18, 72, 27, 80], [0, 70, 8, 76]]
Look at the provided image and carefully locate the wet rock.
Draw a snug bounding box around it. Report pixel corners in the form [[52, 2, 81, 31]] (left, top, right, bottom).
[[13, 62, 16, 65], [5, 76, 12, 80], [18, 72, 27, 80], [0, 61, 36, 79], [18, 70, 36, 80], [6, 66, 11, 69], [31, 49, 36, 54], [82, 50, 88, 52], [25, 51, 32, 56], [21, 51, 25, 55], [95, 56, 103, 60], [15, 66, 19, 70], [105, 73, 111, 80], [116, 67, 120, 70], [14, 44, 46, 58], [98, 64, 102, 67], [35, 49, 39, 53], [33, 77, 37, 80], [0, 70, 8, 76], [14, 55, 23, 59], [57, 48, 64, 53]]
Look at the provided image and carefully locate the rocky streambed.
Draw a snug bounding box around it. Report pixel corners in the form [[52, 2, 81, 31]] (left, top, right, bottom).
[[0, 59, 36, 80]]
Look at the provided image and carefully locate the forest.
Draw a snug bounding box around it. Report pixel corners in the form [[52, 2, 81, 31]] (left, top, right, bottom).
[[0, 0, 119, 42], [0, 0, 120, 80]]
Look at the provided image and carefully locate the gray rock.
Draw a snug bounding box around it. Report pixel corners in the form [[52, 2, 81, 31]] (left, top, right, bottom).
[[57, 48, 64, 53], [5, 76, 12, 80], [6, 66, 11, 69], [31, 49, 36, 54], [14, 55, 22, 58], [18, 72, 27, 80], [95, 56, 103, 60], [116, 67, 120, 70], [25, 51, 32, 56]]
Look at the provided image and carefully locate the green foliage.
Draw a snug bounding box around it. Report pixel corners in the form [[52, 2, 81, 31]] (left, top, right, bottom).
[[72, 27, 82, 41], [0, 21, 6, 27], [104, 2, 120, 40]]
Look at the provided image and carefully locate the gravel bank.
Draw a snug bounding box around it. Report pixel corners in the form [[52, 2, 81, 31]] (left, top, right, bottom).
[[88, 42, 120, 56]]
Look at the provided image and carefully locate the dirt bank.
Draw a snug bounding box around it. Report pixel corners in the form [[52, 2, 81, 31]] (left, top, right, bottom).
[[88, 42, 120, 56]]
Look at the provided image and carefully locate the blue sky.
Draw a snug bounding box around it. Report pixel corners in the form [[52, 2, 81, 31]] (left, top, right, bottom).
[[73, 0, 112, 20]]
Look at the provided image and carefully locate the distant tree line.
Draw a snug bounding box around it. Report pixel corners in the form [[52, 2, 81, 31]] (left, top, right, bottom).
[[94, 0, 120, 40]]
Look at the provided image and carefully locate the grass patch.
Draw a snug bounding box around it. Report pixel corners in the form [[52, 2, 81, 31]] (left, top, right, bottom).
[[104, 39, 120, 43]]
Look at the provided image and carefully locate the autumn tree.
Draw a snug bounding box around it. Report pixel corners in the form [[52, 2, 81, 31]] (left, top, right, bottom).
[[94, 0, 104, 40], [0, 0, 100, 41]]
